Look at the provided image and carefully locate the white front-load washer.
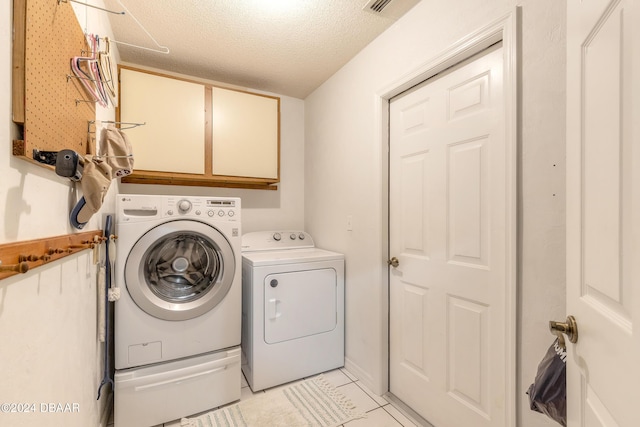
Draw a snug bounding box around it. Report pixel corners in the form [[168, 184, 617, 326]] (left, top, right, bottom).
[[114, 194, 241, 426], [241, 231, 345, 391]]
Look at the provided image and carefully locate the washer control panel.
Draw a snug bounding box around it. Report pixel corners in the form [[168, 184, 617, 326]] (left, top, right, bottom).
[[117, 195, 240, 224], [242, 231, 314, 252], [164, 197, 238, 220]]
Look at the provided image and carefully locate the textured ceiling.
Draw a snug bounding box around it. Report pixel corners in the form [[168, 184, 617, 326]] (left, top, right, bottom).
[[104, 0, 419, 99]]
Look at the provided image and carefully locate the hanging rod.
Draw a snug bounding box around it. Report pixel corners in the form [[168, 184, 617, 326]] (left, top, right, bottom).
[[57, 0, 169, 54], [67, 74, 112, 84], [88, 120, 146, 131], [110, 39, 170, 54], [76, 98, 98, 106], [57, 0, 125, 15], [110, 0, 170, 54]]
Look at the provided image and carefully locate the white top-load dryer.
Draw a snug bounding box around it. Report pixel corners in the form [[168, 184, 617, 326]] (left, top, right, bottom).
[[241, 231, 345, 391]]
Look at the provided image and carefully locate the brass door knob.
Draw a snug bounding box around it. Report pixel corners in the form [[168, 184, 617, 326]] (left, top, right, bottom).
[[387, 257, 399, 268], [549, 315, 578, 349]]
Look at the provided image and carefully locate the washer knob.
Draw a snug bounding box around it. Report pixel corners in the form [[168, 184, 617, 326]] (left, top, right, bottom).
[[298, 233, 305, 240], [273, 232, 281, 241], [228, 210, 235, 217], [178, 199, 192, 214], [207, 210, 214, 217], [290, 233, 296, 240]]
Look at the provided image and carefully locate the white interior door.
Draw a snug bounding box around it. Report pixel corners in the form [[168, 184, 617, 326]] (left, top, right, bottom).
[[389, 44, 508, 427], [566, 0, 639, 425]]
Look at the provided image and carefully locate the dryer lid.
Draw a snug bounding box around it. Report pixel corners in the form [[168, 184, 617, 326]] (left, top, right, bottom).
[[242, 247, 344, 266]]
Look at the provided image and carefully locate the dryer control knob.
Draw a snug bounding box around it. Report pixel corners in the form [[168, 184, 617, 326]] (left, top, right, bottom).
[[273, 232, 281, 241], [178, 199, 192, 214], [298, 233, 305, 240], [207, 210, 214, 217], [290, 233, 296, 240]]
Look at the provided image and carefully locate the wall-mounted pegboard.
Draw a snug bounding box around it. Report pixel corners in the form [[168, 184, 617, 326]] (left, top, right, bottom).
[[12, 0, 95, 167]]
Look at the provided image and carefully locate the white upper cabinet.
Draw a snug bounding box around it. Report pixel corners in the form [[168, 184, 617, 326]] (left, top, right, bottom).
[[118, 67, 280, 189], [212, 87, 279, 180], [119, 68, 205, 174]]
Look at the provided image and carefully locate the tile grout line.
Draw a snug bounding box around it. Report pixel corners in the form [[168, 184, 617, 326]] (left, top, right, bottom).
[[143, 367, 409, 427], [381, 403, 412, 427]]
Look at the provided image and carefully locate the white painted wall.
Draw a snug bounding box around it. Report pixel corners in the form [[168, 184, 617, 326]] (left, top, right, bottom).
[[0, 2, 117, 426], [1, 3, 303, 427], [304, 1, 566, 427]]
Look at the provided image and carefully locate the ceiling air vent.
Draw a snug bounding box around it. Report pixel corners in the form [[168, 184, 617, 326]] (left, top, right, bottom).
[[363, 0, 420, 19], [368, 0, 394, 13]]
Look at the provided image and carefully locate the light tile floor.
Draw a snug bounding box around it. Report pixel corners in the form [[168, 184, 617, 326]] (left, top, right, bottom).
[[109, 367, 420, 427]]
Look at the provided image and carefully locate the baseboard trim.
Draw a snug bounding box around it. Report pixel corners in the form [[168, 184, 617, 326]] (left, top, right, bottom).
[[384, 392, 435, 427], [344, 357, 381, 394]]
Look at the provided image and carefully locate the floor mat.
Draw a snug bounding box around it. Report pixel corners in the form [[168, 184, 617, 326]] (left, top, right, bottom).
[[181, 375, 365, 427]]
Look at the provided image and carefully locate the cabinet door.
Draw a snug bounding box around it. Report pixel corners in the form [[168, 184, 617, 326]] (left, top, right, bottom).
[[212, 87, 279, 179], [120, 69, 205, 174]]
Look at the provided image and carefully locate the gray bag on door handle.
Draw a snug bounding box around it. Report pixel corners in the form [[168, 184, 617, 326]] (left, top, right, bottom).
[[526, 339, 567, 426]]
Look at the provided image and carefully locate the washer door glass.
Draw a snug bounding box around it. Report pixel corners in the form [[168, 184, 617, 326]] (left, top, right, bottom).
[[125, 220, 236, 321]]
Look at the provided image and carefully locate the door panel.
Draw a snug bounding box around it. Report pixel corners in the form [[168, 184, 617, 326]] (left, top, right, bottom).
[[264, 269, 337, 344], [447, 296, 489, 416], [119, 68, 205, 174], [400, 283, 430, 375], [400, 151, 431, 258], [389, 44, 506, 427], [566, 0, 639, 425], [448, 137, 488, 267], [212, 87, 279, 179]]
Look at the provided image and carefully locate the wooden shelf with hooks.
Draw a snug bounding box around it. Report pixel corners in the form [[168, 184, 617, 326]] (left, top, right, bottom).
[[0, 230, 105, 281]]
